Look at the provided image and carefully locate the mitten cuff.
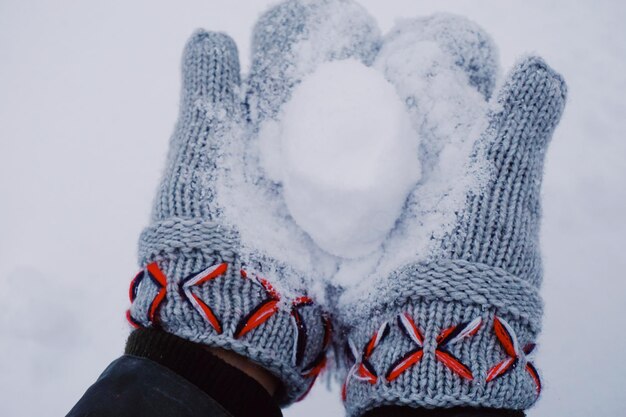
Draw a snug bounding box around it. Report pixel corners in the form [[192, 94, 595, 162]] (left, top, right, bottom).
[[129, 218, 331, 405], [138, 218, 240, 265], [340, 260, 542, 416]]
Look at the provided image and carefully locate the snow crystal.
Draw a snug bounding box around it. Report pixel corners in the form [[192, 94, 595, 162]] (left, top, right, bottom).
[[261, 59, 420, 258], [247, 0, 381, 125], [385, 13, 499, 100], [290, 0, 382, 75]]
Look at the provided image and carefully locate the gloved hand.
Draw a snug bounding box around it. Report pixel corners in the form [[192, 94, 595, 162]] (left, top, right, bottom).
[[127, 0, 380, 404], [335, 14, 567, 416]]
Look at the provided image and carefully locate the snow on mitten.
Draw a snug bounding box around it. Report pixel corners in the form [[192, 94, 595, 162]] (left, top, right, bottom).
[[337, 16, 567, 415], [247, 0, 381, 126], [127, 0, 379, 405]]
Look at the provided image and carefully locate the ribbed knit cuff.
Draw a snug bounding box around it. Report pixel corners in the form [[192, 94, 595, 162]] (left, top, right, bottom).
[[339, 260, 542, 416], [128, 219, 331, 405], [125, 328, 282, 417], [363, 406, 524, 417]]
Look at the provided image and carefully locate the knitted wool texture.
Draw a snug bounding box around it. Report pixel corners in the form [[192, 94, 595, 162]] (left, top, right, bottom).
[[339, 30, 567, 417], [129, 0, 380, 405], [128, 0, 567, 410], [129, 31, 320, 405]]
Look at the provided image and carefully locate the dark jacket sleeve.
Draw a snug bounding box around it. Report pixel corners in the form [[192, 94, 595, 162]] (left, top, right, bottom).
[[66, 329, 282, 417], [66, 355, 233, 417]]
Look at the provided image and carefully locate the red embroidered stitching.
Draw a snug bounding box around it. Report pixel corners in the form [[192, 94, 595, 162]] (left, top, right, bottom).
[[386, 313, 425, 382], [126, 269, 144, 328], [385, 314, 482, 382], [434, 316, 482, 381], [342, 321, 390, 401], [297, 348, 327, 401], [291, 296, 314, 367], [181, 263, 228, 334], [126, 262, 168, 327], [295, 312, 332, 402], [127, 262, 329, 400], [234, 270, 281, 339], [486, 316, 541, 396]]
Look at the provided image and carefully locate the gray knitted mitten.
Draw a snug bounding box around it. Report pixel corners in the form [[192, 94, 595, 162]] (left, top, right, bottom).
[[338, 17, 567, 416], [127, 0, 379, 405]]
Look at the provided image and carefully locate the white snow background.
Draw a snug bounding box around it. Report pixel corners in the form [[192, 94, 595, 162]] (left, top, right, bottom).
[[1, 0, 625, 416]]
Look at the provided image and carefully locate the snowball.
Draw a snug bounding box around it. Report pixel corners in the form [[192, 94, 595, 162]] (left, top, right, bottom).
[[265, 59, 421, 258], [334, 18, 492, 295]]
